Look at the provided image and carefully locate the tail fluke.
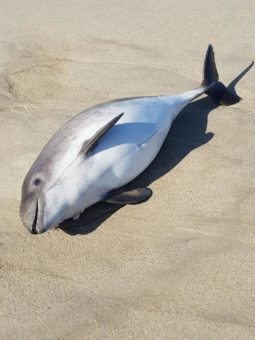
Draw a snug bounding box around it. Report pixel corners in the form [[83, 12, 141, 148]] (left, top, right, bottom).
[[202, 45, 242, 106]]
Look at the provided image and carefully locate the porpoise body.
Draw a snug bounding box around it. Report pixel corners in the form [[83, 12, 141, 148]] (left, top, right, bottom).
[[20, 45, 247, 233]]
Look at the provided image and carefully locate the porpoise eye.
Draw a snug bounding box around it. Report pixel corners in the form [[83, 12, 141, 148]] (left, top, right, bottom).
[[33, 178, 41, 186]]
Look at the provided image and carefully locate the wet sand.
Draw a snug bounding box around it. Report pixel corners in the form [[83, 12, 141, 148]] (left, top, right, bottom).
[[0, 1, 255, 339]]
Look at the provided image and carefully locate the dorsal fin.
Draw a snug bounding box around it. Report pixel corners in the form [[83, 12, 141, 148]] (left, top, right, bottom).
[[79, 112, 124, 155]]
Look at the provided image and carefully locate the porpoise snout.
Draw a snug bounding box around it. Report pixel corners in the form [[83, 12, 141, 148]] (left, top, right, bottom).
[[20, 198, 46, 235]]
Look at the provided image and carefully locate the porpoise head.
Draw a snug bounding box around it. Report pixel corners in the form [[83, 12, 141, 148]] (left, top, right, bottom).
[[19, 153, 98, 235], [19, 158, 100, 235]]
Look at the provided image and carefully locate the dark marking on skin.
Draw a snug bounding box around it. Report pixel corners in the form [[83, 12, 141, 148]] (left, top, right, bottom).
[[31, 200, 38, 234]]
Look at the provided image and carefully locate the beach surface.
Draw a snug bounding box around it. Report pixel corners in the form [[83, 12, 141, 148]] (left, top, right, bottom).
[[0, 1, 255, 339]]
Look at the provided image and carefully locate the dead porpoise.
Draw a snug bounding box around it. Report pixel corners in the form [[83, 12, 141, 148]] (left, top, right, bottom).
[[20, 45, 251, 234]]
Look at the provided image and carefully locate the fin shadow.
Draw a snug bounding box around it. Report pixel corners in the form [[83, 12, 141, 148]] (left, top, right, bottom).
[[60, 63, 253, 235]]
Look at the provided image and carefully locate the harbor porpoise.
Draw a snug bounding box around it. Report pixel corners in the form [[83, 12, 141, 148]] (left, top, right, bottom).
[[20, 45, 250, 234]]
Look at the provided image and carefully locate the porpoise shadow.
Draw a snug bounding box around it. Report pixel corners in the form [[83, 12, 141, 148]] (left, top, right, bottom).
[[60, 63, 253, 235]]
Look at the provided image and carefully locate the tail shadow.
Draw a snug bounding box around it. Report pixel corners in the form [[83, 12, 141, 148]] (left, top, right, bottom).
[[60, 63, 253, 235]]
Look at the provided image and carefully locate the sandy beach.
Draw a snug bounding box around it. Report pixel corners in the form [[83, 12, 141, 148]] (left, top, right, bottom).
[[1, 1, 255, 339]]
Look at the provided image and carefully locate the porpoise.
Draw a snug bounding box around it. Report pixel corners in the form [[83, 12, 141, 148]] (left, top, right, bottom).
[[20, 45, 250, 234]]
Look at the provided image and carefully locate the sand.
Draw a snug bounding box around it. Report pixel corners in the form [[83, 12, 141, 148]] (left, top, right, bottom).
[[0, 1, 255, 339]]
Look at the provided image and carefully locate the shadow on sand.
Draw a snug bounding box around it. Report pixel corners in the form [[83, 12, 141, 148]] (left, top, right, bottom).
[[60, 63, 253, 235]]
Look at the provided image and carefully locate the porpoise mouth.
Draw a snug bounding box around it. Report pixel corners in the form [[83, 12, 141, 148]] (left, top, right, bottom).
[[31, 199, 39, 234]]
